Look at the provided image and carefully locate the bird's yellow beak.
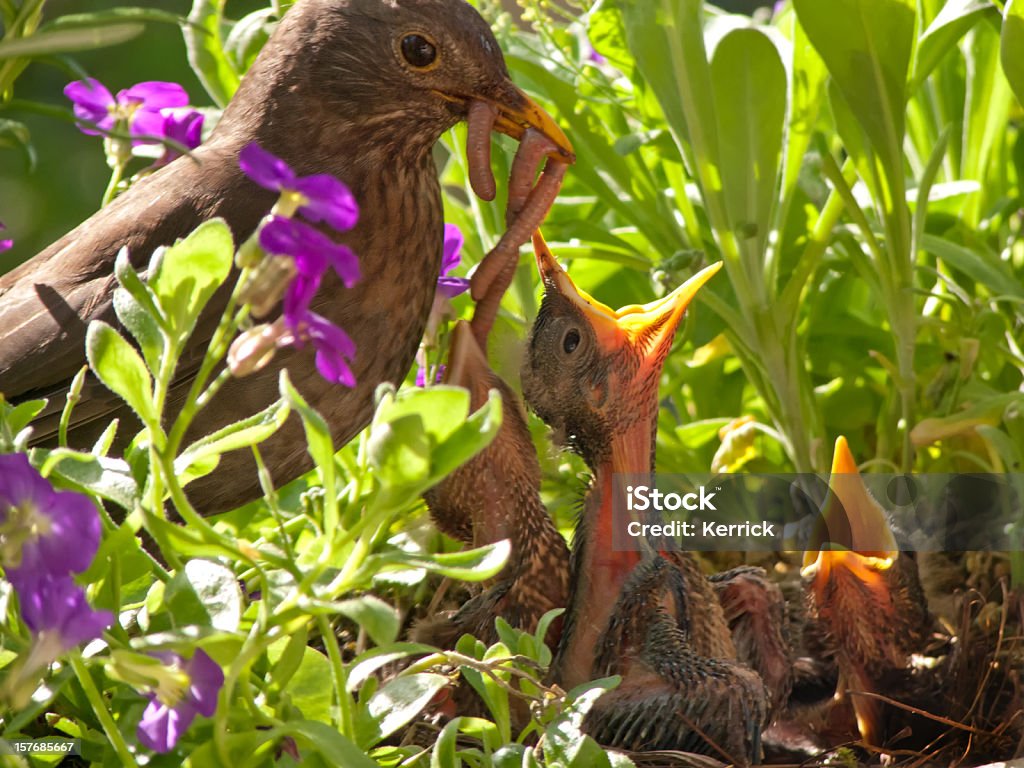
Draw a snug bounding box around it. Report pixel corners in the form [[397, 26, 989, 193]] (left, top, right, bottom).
[[436, 81, 575, 161], [802, 436, 900, 583], [533, 231, 722, 368], [486, 82, 574, 161]]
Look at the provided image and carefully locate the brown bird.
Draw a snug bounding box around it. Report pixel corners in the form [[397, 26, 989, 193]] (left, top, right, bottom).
[[520, 234, 769, 762], [0, 0, 572, 513], [802, 436, 934, 747], [416, 319, 569, 650], [801, 436, 1023, 756]]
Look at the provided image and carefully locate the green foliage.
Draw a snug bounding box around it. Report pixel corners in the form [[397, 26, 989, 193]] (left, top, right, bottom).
[[1, 0, 1023, 764]]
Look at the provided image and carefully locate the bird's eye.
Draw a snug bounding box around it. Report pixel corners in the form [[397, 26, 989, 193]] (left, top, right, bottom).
[[562, 329, 580, 354], [401, 34, 438, 69]]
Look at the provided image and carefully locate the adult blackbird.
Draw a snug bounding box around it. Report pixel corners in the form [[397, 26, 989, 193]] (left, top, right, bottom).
[[0, 0, 572, 513], [521, 234, 770, 762], [416, 319, 569, 650]]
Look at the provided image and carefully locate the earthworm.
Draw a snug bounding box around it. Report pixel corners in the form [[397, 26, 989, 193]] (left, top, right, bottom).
[[470, 157, 568, 346], [505, 128, 559, 225], [466, 100, 498, 201]]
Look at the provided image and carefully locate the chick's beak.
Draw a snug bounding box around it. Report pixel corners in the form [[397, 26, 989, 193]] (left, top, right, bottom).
[[533, 232, 722, 366], [802, 436, 900, 587], [443, 320, 496, 407]]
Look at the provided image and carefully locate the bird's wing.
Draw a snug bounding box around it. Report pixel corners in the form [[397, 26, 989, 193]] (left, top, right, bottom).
[[0, 145, 265, 439]]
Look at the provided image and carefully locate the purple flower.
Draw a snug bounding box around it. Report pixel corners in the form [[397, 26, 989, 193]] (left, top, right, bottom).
[[155, 109, 204, 166], [280, 309, 358, 387], [415, 363, 446, 387], [239, 143, 359, 231], [15, 574, 112, 651], [0, 221, 11, 253], [0, 453, 100, 580], [64, 78, 188, 142], [436, 224, 469, 300], [259, 215, 360, 294], [137, 650, 224, 753]]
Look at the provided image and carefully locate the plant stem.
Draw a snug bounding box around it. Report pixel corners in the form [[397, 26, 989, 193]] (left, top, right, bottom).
[[69, 651, 138, 768], [317, 615, 354, 737]]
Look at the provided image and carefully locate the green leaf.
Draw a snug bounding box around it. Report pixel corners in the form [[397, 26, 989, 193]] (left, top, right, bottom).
[[279, 372, 334, 477], [279, 370, 337, 531], [780, 14, 827, 211], [184, 0, 240, 107], [223, 7, 275, 74], [4, 399, 46, 436], [334, 595, 400, 647], [912, 0, 995, 90], [357, 673, 449, 748], [426, 388, 503, 482], [709, 28, 786, 260], [184, 559, 242, 632], [615, 0, 719, 174], [347, 642, 436, 692], [370, 540, 510, 582], [431, 718, 462, 768], [113, 254, 164, 375], [175, 399, 289, 486], [282, 646, 333, 723], [0, 23, 144, 58], [267, 624, 310, 692], [1002, 0, 1024, 105], [43, 7, 185, 30], [40, 450, 138, 509], [367, 411, 432, 490], [911, 392, 1024, 445], [0, 118, 35, 170], [286, 720, 377, 768], [794, 0, 915, 188], [921, 233, 1024, 299], [962, 18, 1015, 210], [85, 321, 157, 425], [149, 218, 234, 340], [587, 1, 634, 78]]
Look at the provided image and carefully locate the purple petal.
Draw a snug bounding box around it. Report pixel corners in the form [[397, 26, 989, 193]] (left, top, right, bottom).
[[64, 78, 114, 135], [137, 697, 196, 753], [315, 349, 356, 387], [293, 175, 359, 232], [291, 311, 357, 387], [185, 650, 224, 717], [436, 276, 470, 300], [239, 143, 295, 191], [324, 243, 360, 289], [259, 216, 326, 272], [154, 111, 204, 165], [0, 454, 100, 577], [258, 216, 360, 289], [415, 364, 427, 387], [129, 110, 168, 143], [283, 271, 322, 321], [441, 224, 464, 275], [13, 574, 111, 650], [120, 81, 189, 112], [0, 239, 11, 253]]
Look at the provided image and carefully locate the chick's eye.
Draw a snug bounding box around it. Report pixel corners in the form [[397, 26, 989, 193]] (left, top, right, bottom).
[[401, 34, 437, 68], [562, 329, 580, 354]]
